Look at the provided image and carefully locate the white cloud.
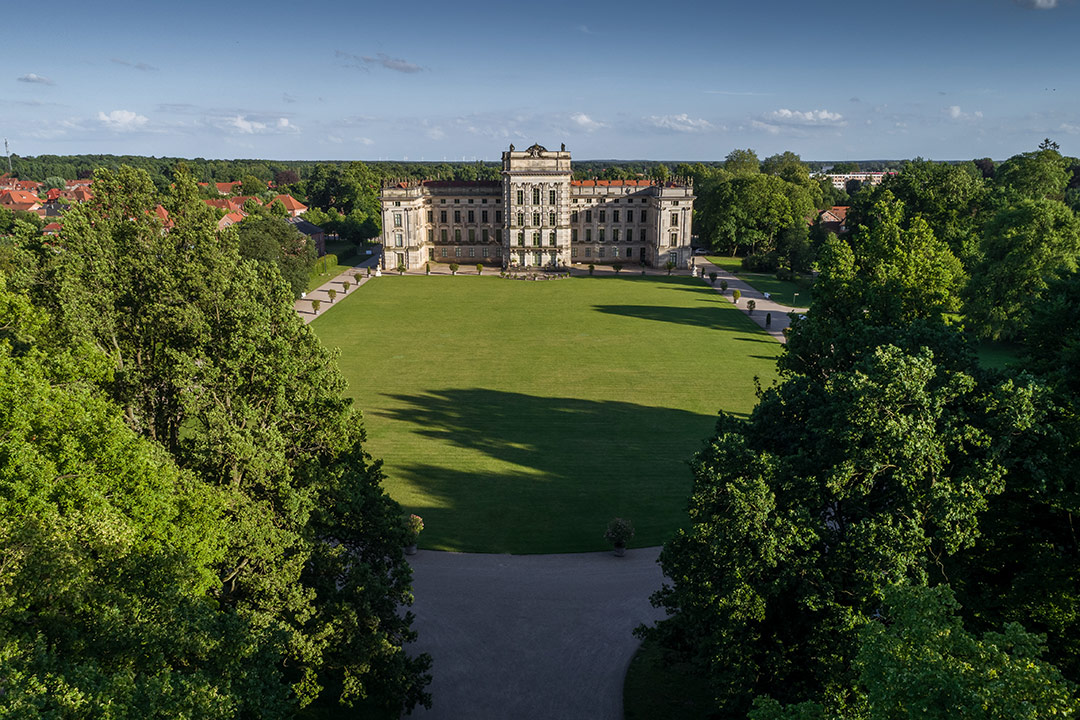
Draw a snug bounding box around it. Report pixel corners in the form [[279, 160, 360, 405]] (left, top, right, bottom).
[[644, 113, 713, 133], [97, 109, 148, 131], [426, 126, 446, 140], [227, 115, 266, 134], [570, 112, 606, 131], [1059, 122, 1080, 135], [18, 73, 53, 85], [358, 136, 375, 145], [276, 117, 300, 133], [1015, 0, 1058, 8], [764, 108, 846, 126], [946, 105, 983, 121]]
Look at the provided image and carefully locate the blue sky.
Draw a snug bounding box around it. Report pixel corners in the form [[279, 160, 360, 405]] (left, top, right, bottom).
[[2, 0, 1077, 161]]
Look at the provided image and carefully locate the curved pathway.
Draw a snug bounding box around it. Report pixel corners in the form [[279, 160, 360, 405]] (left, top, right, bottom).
[[695, 259, 809, 343], [407, 548, 666, 719]]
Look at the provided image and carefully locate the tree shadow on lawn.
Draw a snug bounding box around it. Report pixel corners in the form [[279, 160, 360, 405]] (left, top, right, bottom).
[[592, 303, 767, 334], [375, 388, 727, 553]]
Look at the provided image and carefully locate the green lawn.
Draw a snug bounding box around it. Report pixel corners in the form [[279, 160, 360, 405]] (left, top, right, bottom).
[[705, 256, 814, 308], [313, 274, 781, 553]]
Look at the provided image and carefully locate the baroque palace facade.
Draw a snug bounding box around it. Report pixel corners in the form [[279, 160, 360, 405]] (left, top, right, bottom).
[[379, 143, 695, 271]]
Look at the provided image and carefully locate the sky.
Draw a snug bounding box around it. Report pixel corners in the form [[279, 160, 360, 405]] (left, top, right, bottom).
[[2, 0, 1078, 162]]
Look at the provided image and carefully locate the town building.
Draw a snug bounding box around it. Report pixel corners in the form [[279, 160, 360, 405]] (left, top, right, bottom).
[[819, 171, 896, 189], [379, 143, 695, 271]]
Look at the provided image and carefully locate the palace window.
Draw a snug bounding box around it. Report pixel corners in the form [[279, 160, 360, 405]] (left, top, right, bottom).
[[440, 210, 447, 223], [482, 210, 488, 222], [469, 247, 476, 257], [468, 210, 475, 223], [549, 189, 556, 205], [454, 199, 460, 204], [533, 212, 541, 226], [549, 231, 556, 246], [454, 210, 461, 223], [612, 247, 619, 258], [626, 247, 634, 258], [585, 248, 591, 258], [394, 233, 403, 247], [442, 247, 448, 257], [495, 210, 502, 223], [670, 213, 678, 226], [549, 212, 555, 226], [572, 247, 579, 257], [469, 229, 476, 243], [626, 229, 633, 242], [517, 189, 524, 204], [598, 247, 605, 258], [429, 248, 435, 259], [585, 210, 592, 223], [482, 229, 489, 242], [393, 201, 401, 206], [613, 229, 620, 242], [427, 229, 434, 242], [640, 210, 648, 221], [598, 229, 605, 243], [441, 229, 448, 242], [469, 198, 475, 204], [533, 188, 541, 204], [496, 228, 503, 242], [455, 247, 462, 257], [571, 210, 578, 223], [599, 210, 606, 222], [626, 210, 633, 222], [518, 231, 525, 246], [394, 213, 402, 228], [517, 212, 525, 227], [613, 210, 620, 223], [427, 210, 433, 222], [482, 198, 488, 204], [586, 228, 592, 242], [533, 231, 541, 246], [571, 228, 578, 242], [441, 199, 447, 204], [455, 229, 462, 242], [670, 233, 677, 246]]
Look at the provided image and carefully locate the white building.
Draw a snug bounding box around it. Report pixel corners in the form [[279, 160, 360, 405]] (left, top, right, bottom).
[[380, 143, 695, 271]]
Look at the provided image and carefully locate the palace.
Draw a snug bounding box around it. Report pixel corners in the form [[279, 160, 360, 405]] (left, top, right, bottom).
[[379, 143, 695, 271]]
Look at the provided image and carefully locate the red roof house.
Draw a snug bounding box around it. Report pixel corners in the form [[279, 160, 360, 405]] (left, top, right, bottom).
[[268, 194, 307, 217]]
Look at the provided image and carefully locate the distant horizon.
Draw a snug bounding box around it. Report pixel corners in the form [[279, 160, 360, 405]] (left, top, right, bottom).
[[3, 0, 1076, 163]]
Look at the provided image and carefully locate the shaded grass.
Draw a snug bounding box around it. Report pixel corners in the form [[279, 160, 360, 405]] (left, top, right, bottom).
[[976, 339, 1023, 370], [624, 636, 714, 720], [313, 274, 781, 553]]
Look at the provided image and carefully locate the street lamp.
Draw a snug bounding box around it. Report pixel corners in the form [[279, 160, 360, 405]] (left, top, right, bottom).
[[793, 292, 800, 306]]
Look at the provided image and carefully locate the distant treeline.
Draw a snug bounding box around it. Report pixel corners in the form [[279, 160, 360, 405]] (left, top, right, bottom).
[[7, 153, 908, 186]]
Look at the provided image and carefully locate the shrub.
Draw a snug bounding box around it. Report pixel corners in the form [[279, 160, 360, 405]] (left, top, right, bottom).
[[604, 518, 635, 547], [665, 260, 676, 275], [732, 289, 741, 303], [396, 263, 405, 275], [449, 263, 459, 275], [709, 271, 717, 284], [310, 298, 321, 314], [746, 299, 756, 314], [342, 281, 350, 294], [720, 279, 728, 293], [476, 263, 483, 275], [425, 262, 431, 275], [588, 264, 595, 276], [613, 263, 623, 274], [775, 267, 794, 281], [327, 288, 337, 304], [353, 272, 362, 284]]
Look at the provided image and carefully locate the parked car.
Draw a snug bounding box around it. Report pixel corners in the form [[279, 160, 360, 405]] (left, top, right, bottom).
[[692, 247, 708, 256]]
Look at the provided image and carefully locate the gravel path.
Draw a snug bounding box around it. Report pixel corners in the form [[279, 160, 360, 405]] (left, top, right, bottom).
[[406, 548, 667, 719]]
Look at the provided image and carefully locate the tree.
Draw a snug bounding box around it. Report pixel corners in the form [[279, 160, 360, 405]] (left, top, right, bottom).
[[342, 280, 350, 294], [311, 298, 321, 313], [965, 198, 1080, 340], [732, 288, 741, 303], [476, 263, 483, 275], [995, 144, 1070, 201], [725, 148, 760, 175], [746, 299, 756, 314], [665, 259, 676, 275], [709, 271, 717, 285], [641, 345, 1039, 716], [651, 164, 671, 184], [762, 151, 811, 186], [328, 288, 337, 303], [240, 173, 267, 196], [720, 279, 728, 293], [275, 169, 300, 187], [236, 214, 316, 298], [43, 175, 66, 191], [856, 584, 1078, 719], [27, 166, 432, 715], [449, 262, 459, 275]]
